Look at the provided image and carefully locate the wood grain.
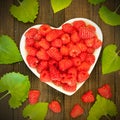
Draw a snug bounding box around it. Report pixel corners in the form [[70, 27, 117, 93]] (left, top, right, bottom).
[[0, 0, 120, 120]]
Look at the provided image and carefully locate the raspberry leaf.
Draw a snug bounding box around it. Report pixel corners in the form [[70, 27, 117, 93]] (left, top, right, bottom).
[[88, 0, 106, 5], [23, 102, 48, 120], [0, 35, 22, 64], [10, 0, 39, 23], [51, 0, 72, 13], [0, 72, 30, 108], [102, 44, 120, 74], [87, 95, 118, 120], [99, 5, 120, 26]]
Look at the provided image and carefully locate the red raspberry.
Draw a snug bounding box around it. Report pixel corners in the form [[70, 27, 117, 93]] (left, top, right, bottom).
[[53, 80, 62, 86], [25, 28, 38, 39], [37, 61, 48, 73], [87, 24, 96, 32], [85, 38, 95, 47], [81, 90, 95, 103], [26, 46, 37, 56], [47, 47, 62, 61], [51, 38, 62, 48], [38, 24, 51, 36], [26, 55, 39, 68], [28, 90, 40, 104], [36, 49, 49, 60], [73, 20, 86, 30], [62, 83, 76, 92], [61, 33, 70, 44], [70, 104, 84, 118], [69, 45, 81, 57], [59, 58, 73, 71], [71, 31, 80, 43], [60, 45, 69, 56], [46, 29, 63, 41], [93, 38, 102, 49], [77, 62, 91, 71], [34, 33, 42, 41], [49, 59, 58, 67], [40, 70, 51, 82], [79, 27, 95, 39], [49, 65, 61, 81], [79, 52, 87, 62], [77, 43, 87, 52], [72, 57, 81, 66], [68, 67, 77, 77], [98, 84, 112, 99], [25, 38, 35, 47], [49, 100, 61, 113], [62, 23, 74, 33], [38, 38, 50, 50], [86, 47, 95, 54], [85, 54, 95, 65], [77, 71, 89, 83]]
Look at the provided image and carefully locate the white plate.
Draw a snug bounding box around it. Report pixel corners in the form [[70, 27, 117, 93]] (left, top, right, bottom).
[[20, 18, 103, 96]]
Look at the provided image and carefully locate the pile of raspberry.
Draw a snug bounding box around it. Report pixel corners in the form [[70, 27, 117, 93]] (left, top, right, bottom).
[[25, 20, 102, 92]]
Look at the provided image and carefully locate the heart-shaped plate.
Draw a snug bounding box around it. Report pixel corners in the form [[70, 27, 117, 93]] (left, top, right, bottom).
[[20, 18, 103, 96]]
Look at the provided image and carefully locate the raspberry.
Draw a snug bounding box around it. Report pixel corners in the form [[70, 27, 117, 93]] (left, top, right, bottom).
[[72, 57, 81, 66], [85, 38, 95, 47], [77, 71, 89, 83], [61, 73, 77, 86], [28, 90, 40, 104], [47, 47, 62, 61], [49, 100, 61, 113], [25, 38, 35, 47], [85, 54, 95, 65], [40, 70, 51, 82], [81, 90, 95, 103], [34, 33, 42, 41], [68, 67, 77, 77], [77, 43, 87, 52], [26, 46, 37, 56], [59, 58, 73, 71], [71, 31, 80, 43], [51, 38, 62, 48], [38, 24, 51, 36], [37, 61, 48, 73], [98, 84, 112, 99], [79, 27, 95, 39], [87, 24, 96, 32], [77, 62, 91, 71], [70, 104, 84, 118], [60, 45, 69, 56], [93, 38, 102, 49], [62, 23, 74, 33], [69, 45, 81, 57], [46, 29, 62, 41], [79, 52, 87, 62], [25, 28, 38, 39], [38, 38, 50, 50], [62, 83, 76, 92], [61, 33, 70, 44], [49, 65, 61, 81], [86, 47, 95, 54], [26, 55, 39, 68], [73, 20, 86, 30], [36, 49, 49, 60]]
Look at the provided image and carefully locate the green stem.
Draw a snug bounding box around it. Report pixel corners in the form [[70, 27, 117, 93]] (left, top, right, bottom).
[[0, 92, 10, 101], [114, 3, 120, 13]]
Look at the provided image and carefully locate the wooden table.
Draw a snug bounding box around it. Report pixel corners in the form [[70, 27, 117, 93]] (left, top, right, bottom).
[[0, 0, 120, 120]]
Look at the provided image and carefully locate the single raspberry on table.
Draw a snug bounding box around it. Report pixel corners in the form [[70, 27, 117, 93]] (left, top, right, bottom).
[[49, 100, 61, 113], [28, 90, 40, 104], [98, 84, 112, 99], [70, 104, 84, 118], [81, 90, 95, 103]]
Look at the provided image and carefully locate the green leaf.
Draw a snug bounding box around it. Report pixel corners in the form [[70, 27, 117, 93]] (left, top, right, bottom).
[[10, 0, 39, 23], [99, 5, 120, 26], [102, 44, 120, 74], [88, 0, 106, 5], [51, 0, 72, 13], [0, 72, 30, 108], [0, 35, 22, 64], [87, 95, 118, 120], [23, 102, 48, 120]]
